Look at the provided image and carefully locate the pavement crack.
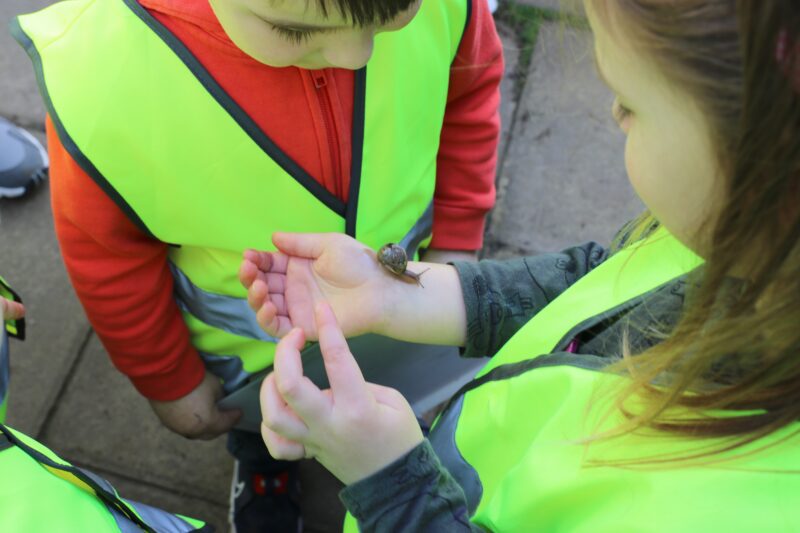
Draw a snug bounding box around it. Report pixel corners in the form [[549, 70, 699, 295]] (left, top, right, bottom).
[[35, 326, 95, 440]]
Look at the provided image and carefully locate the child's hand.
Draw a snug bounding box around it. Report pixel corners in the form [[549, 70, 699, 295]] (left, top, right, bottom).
[[260, 302, 423, 485], [148, 371, 241, 440], [1, 296, 25, 321], [239, 233, 390, 341]]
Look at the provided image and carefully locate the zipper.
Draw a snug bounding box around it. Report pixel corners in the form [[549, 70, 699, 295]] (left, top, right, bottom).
[[313, 71, 343, 199]]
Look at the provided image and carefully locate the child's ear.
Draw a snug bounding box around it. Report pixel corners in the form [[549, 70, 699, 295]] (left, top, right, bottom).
[[775, 29, 800, 93]]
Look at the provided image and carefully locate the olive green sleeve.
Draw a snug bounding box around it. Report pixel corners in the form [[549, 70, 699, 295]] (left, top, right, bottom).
[[339, 439, 480, 532], [452, 242, 609, 358]]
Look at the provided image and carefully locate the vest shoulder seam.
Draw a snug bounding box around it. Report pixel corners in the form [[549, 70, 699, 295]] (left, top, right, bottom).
[[30, 0, 99, 51]]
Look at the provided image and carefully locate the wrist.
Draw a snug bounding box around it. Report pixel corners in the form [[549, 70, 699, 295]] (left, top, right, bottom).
[[340, 439, 438, 517], [374, 262, 466, 346], [373, 271, 408, 338]]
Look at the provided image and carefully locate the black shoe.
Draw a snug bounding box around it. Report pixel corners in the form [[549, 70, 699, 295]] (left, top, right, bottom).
[[0, 117, 48, 199], [229, 460, 302, 533]]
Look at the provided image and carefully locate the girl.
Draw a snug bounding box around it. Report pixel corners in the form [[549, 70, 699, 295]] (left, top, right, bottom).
[[240, 0, 800, 530]]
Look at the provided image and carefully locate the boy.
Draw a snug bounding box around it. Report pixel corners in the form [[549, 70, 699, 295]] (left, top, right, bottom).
[[12, 0, 502, 529]]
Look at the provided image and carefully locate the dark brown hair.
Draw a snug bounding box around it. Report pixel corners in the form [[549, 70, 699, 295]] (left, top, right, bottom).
[[591, 0, 800, 464], [283, 0, 419, 27]]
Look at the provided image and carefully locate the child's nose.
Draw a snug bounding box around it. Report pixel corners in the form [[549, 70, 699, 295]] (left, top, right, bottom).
[[323, 32, 375, 70]]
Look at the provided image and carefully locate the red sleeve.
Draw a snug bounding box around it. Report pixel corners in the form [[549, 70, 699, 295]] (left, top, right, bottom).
[[430, 0, 503, 251], [47, 116, 205, 401]]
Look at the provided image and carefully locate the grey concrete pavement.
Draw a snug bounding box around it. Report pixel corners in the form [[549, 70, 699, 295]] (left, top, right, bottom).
[[496, 20, 521, 161], [0, 0, 234, 527], [510, 0, 572, 12], [39, 334, 232, 525], [0, 1, 642, 531], [0, 1, 51, 128], [485, 22, 643, 259], [0, 182, 91, 439]]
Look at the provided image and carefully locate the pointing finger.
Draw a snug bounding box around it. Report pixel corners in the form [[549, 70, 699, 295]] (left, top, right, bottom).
[[315, 302, 369, 406]]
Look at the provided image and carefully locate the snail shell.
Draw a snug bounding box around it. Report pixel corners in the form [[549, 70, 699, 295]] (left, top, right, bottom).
[[377, 243, 408, 275]]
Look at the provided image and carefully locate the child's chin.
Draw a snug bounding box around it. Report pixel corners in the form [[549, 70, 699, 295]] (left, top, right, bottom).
[[293, 60, 333, 70]]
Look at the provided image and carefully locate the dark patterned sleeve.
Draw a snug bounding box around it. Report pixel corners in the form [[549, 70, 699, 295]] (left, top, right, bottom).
[[452, 242, 609, 358], [340, 440, 482, 532]]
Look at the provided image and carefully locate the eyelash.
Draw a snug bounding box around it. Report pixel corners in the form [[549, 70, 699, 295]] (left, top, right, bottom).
[[613, 100, 633, 123], [270, 24, 316, 44]]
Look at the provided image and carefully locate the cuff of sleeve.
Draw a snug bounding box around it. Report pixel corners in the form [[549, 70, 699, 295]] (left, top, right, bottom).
[[339, 440, 442, 520], [128, 348, 206, 401], [451, 261, 492, 358], [429, 204, 488, 251]]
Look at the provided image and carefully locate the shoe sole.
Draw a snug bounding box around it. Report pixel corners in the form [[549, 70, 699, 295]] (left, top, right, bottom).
[[0, 169, 48, 199], [0, 186, 28, 198]]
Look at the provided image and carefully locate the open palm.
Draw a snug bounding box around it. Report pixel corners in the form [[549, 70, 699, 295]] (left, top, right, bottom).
[[239, 233, 389, 340]]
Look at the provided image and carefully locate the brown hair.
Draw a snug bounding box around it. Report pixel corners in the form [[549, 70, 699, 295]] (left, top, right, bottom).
[[591, 0, 800, 464]]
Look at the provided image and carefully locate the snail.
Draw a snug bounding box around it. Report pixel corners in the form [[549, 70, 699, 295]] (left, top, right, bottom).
[[377, 243, 429, 287]]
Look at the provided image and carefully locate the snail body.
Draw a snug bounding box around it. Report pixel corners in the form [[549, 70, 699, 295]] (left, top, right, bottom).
[[377, 243, 428, 287]]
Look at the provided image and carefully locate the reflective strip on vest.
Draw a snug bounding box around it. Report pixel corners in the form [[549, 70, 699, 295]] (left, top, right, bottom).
[[199, 351, 249, 394], [169, 262, 278, 343], [0, 424, 206, 532], [13, 0, 466, 378], [87, 468, 204, 533], [399, 200, 435, 259]]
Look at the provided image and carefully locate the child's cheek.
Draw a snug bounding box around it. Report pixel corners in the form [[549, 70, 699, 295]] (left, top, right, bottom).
[[624, 135, 660, 221], [624, 137, 642, 198], [248, 40, 314, 68]]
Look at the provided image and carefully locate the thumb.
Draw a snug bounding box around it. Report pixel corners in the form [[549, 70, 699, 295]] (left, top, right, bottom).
[[367, 383, 411, 410], [206, 406, 242, 438], [272, 232, 331, 260]]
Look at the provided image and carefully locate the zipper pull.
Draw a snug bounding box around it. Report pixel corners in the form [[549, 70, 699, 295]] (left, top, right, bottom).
[[313, 72, 327, 89]]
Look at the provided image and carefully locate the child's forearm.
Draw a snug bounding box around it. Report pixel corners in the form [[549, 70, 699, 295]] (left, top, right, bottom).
[[375, 261, 467, 347]]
